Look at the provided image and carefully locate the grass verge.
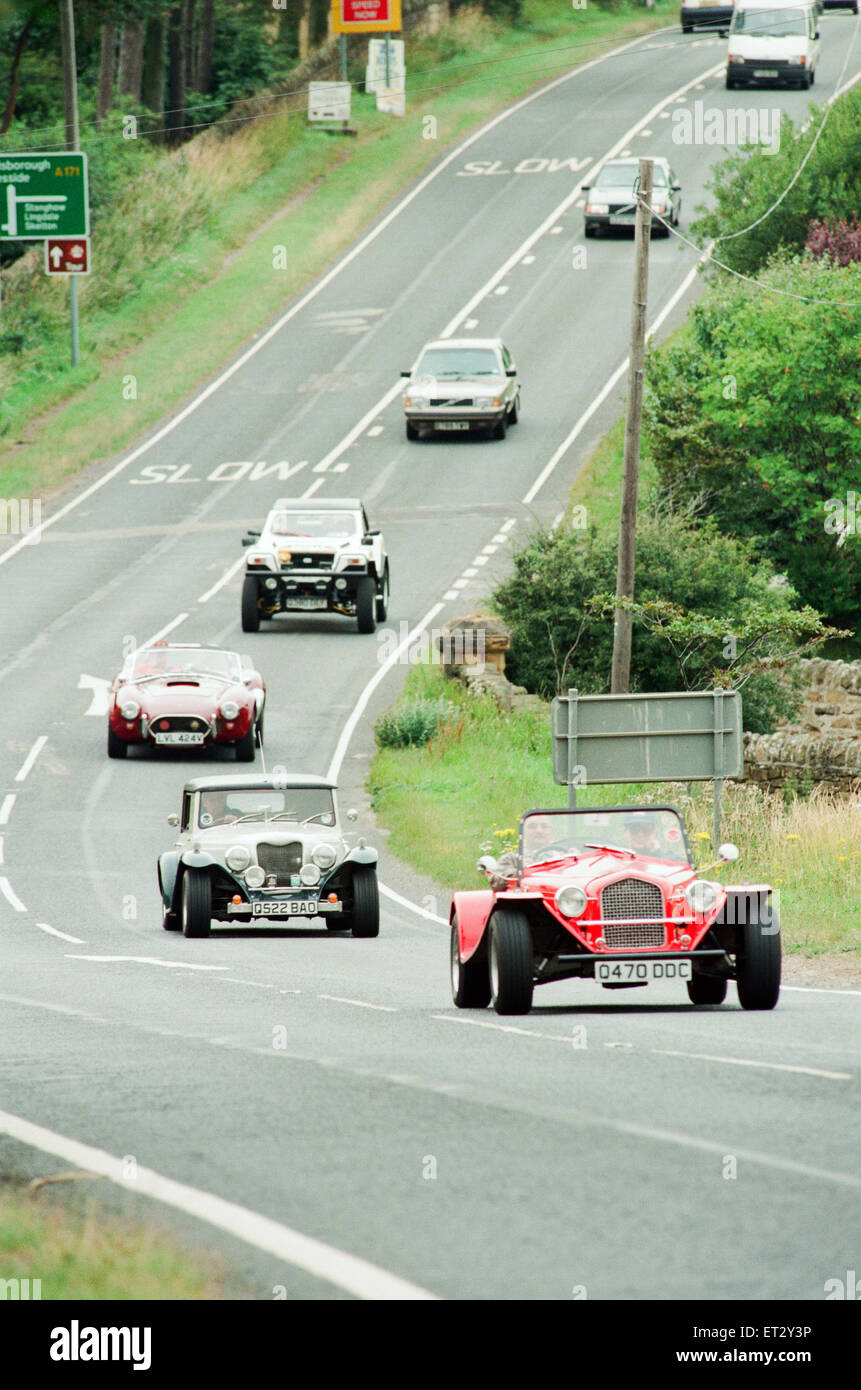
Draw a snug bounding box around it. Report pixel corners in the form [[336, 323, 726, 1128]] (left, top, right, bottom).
[[0, 1175, 224, 1298], [0, 1, 677, 502], [370, 664, 861, 958]]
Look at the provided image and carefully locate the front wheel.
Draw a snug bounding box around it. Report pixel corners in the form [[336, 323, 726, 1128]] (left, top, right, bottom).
[[350, 866, 379, 937], [493, 413, 508, 441], [234, 724, 256, 761], [107, 725, 128, 759], [406, 421, 419, 441], [736, 903, 781, 1010], [508, 395, 519, 426], [687, 974, 727, 1006], [375, 566, 390, 623], [181, 870, 211, 939], [241, 576, 260, 633], [489, 909, 533, 1015], [451, 919, 491, 1008], [162, 911, 180, 932], [355, 576, 376, 634]]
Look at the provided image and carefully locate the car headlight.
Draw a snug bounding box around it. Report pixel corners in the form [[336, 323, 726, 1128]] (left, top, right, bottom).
[[311, 842, 338, 870], [654, 203, 667, 215], [120, 699, 141, 720], [300, 864, 321, 886], [684, 880, 720, 915], [226, 845, 251, 872], [477, 398, 496, 410], [405, 396, 427, 409], [555, 885, 588, 918], [248, 552, 276, 570], [586, 202, 609, 214], [244, 864, 265, 888], [220, 700, 240, 720]]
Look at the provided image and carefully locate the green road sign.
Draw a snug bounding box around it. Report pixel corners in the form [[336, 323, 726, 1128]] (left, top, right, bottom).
[[0, 152, 89, 240]]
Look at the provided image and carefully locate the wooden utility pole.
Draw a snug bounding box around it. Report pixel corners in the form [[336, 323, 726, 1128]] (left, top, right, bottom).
[[610, 157, 653, 694], [59, 0, 81, 368]]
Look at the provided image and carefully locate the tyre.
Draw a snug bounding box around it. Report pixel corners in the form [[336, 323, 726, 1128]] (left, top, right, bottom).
[[162, 910, 180, 932], [350, 866, 379, 938], [493, 413, 508, 441], [801, 70, 812, 88], [235, 724, 256, 761], [406, 421, 419, 441], [687, 974, 727, 1006], [736, 902, 781, 1010], [584, 223, 596, 237], [726, 74, 736, 89], [356, 575, 376, 634], [181, 869, 211, 939], [508, 395, 519, 426], [241, 576, 260, 633], [107, 725, 128, 759], [450, 918, 491, 1009], [489, 909, 533, 1015], [375, 566, 390, 623]]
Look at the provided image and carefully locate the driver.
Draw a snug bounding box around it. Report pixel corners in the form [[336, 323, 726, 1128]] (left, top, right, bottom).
[[624, 812, 662, 855], [199, 790, 237, 828]]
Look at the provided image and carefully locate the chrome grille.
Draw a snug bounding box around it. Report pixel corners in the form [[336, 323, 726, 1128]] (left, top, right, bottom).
[[257, 841, 303, 885], [601, 878, 664, 920], [281, 553, 333, 572], [430, 397, 474, 407], [603, 922, 666, 950]]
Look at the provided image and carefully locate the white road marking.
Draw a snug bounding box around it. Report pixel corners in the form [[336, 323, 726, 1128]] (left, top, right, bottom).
[[198, 554, 246, 604], [501, 518, 516, 532], [462, 567, 478, 577], [14, 736, 47, 783], [0, 1108, 438, 1300], [65, 955, 230, 971], [302, 477, 326, 499], [314, 379, 404, 473], [650, 1049, 851, 1081], [0, 794, 15, 824], [77, 673, 111, 716], [639, 128, 653, 136], [433, 1014, 572, 1042], [326, 601, 445, 783], [782, 984, 861, 998], [0, 29, 694, 573], [318, 995, 398, 1013], [615, 1120, 861, 1191], [215, 977, 276, 989], [333, 462, 350, 472], [380, 882, 448, 924], [472, 555, 489, 566], [494, 285, 509, 295], [0, 877, 26, 912], [521, 255, 535, 264], [367, 425, 384, 436], [549, 226, 563, 234], [452, 578, 469, 590], [144, 613, 188, 646], [442, 590, 459, 601], [0, 835, 3, 864], [464, 318, 479, 329], [36, 922, 85, 944]]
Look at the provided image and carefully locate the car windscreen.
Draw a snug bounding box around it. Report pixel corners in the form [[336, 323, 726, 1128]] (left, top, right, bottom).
[[519, 809, 690, 865], [415, 348, 500, 378], [596, 162, 668, 189], [198, 788, 335, 827], [266, 510, 358, 539], [128, 649, 241, 682], [731, 7, 808, 35]]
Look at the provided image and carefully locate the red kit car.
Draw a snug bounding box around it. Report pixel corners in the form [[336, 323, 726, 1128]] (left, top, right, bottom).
[[450, 806, 780, 1015], [107, 644, 265, 761]]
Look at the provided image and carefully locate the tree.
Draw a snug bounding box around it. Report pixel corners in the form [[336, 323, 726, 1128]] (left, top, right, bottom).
[[96, 19, 116, 122], [807, 215, 861, 267]]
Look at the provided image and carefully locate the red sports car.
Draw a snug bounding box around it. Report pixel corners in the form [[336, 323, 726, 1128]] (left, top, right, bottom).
[[450, 806, 780, 1015], [107, 644, 265, 761]]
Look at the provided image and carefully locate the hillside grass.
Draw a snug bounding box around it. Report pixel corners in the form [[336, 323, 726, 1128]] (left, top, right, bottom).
[[370, 664, 861, 958], [0, 1177, 225, 1299], [0, 0, 677, 502]]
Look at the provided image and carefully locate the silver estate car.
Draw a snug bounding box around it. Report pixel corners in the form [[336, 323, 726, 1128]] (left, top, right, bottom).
[[402, 337, 520, 440], [583, 157, 681, 238]]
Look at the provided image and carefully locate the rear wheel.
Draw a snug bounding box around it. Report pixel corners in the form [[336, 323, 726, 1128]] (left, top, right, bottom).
[[356, 576, 376, 634], [489, 909, 533, 1015], [687, 974, 727, 1006], [350, 866, 379, 937], [451, 919, 491, 1009], [181, 870, 211, 939], [736, 903, 781, 1010], [107, 725, 128, 759], [241, 576, 260, 633], [375, 566, 390, 623], [235, 724, 256, 761]]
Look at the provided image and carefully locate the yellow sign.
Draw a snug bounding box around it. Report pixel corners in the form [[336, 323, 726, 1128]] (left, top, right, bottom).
[[331, 0, 402, 33]]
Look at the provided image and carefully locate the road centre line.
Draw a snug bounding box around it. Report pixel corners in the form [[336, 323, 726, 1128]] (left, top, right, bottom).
[[0, 794, 16, 824], [615, 1120, 861, 1191], [0, 1108, 437, 1300], [314, 380, 404, 473], [651, 1049, 851, 1081], [198, 554, 246, 604], [14, 736, 47, 784], [433, 1013, 573, 1042], [143, 613, 188, 646], [318, 995, 398, 1012], [36, 923, 85, 944], [0, 835, 3, 864], [0, 877, 26, 912], [65, 955, 230, 971], [0, 28, 672, 571]]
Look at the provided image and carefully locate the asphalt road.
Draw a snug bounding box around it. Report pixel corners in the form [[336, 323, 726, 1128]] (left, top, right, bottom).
[[1, 21, 860, 1301]]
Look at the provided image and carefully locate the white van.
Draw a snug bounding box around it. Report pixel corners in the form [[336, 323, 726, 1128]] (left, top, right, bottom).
[[726, 0, 821, 89]]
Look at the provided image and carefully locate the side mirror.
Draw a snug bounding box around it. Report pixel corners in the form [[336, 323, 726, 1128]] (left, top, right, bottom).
[[346, 808, 358, 822], [241, 537, 254, 547], [506, 367, 517, 377], [814, 29, 820, 38], [671, 182, 681, 191], [581, 183, 590, 192], [168, 814, 180, 827], [400, 369, 411, 378], [718, 843, 740, 862]]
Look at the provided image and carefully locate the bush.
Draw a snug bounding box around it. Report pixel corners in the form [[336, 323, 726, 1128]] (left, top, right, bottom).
[[492, 511, 821, 733], [375, 696, 453, 749], [806, 215, 861, 267], [645, 256, 861, 635]]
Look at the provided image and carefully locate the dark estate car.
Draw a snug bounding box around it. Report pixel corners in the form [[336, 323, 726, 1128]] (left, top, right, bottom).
[[450, 806, 781, 1015]]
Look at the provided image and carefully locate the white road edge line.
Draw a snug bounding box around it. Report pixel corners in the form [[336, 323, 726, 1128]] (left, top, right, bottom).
[[0, 29, 665, 570], [0, 793, 16, 824], [782, 984, 861, 998], [615, 1120, 861, 1191], [650, 1048, 851, 1081], [433, 1013, 571, 1041], [14, 735, 47, 783], [65, 955, 230, 971], [318, 995, 398, 1012], [0, 877, 27, 912], [0, 1108, 438, 1300], [37, 923, 85, 944], [380, 882, 448, 925]]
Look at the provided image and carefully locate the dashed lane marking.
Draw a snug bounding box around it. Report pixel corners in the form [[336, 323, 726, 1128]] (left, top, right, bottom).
[[36, 923, 85, 944], [14, 736, 47, 783]]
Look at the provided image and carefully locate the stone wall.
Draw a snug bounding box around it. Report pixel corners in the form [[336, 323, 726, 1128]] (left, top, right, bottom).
[[743, 658, 861, 792]]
